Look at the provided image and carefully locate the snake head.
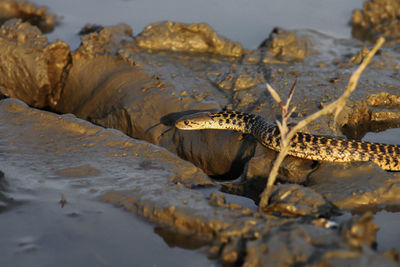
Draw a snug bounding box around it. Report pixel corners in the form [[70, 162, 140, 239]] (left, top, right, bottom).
[[175, 112, 214, 130]]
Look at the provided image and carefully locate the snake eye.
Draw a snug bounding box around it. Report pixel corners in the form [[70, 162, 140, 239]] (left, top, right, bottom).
[[184, 120, 189, 125]]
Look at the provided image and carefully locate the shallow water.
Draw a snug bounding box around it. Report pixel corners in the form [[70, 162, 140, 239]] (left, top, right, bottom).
[[0, 189, 215, 267], [374, 211, 400, 251], [363, 128, 400, 145], [0, 99, 217, 267], [34, 0, 363, 49], [360, 128, 400, 251]]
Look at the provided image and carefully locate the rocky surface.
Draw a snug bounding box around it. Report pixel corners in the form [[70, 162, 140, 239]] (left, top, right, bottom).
[[261, 184, 337, 217], [1, 1, 400, 266], [0, 0, 57, 33], [0, 98, 396, 266], [134, 21, 244, 57], [352, 0, 400, 42], [0, 19, 70, 108]]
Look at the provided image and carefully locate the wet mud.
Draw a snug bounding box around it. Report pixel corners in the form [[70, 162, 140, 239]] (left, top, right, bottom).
[[351, 0, 400, 42], [1, 0, 400, 266], [0, 0, 57, 33]]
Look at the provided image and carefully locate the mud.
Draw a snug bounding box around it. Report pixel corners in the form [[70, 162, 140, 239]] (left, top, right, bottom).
[[351, 0, 400, 42], [0, 0, 57, 33], [135, 21, 244, 57], [262, 184, 337, 217], [0, 98, 217, 265], [0, 98, 396, 266], [0, 19, 70, 108], [1, 1, 400, 266]]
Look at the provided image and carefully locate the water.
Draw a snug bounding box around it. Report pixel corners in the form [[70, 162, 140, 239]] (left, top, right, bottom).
[[0, 189, 215, 267], [362, 128, 400, 251], [374, 210, 400, 251], [33, 0, 364, 49], [363, 128, 400, 145]]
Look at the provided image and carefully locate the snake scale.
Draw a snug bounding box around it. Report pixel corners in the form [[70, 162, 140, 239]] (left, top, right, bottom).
[[175, 111, 400, 171]]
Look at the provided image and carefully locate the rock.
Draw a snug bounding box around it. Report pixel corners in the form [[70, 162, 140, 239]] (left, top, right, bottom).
[[351, 0, 400, 41], [0, 97, 214, 188], [309, 163, 400, 211], [134, 21, 244, 57], [0, 0, 57, 33], [340, 212, 378, 249], [77, 23, 134, 58], [261, 184, 337, 217], [259, 28, 308, 63], [0, 19, 70, 108], [243, 221, 396, 267], [348, 46, 370, 65]]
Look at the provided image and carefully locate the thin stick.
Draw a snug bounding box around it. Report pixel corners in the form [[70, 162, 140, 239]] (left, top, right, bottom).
[[258, 37, 385, 210]]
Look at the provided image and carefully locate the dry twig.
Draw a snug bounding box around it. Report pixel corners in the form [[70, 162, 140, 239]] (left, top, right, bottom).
[[258, 37, 386, 211]]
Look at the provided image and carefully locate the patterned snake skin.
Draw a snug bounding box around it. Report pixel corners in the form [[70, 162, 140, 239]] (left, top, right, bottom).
[[175, 111, 400, 171]]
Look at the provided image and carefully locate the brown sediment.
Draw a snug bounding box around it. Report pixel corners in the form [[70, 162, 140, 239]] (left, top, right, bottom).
[[1, 7, 400, 264], [134, 21, 244, 57], [338, 92, 400, 140], [351, 0, 400, 42], [0, 0, 57, 33], [339, 212, 378, 249], [0, 19, 70, 108], [2, 18, 400, 212], [259, 27, 308, 63], [260, 184, 337, 217]]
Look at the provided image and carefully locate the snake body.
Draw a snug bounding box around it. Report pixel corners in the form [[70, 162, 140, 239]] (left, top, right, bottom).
[[175, 111, 400, 171]]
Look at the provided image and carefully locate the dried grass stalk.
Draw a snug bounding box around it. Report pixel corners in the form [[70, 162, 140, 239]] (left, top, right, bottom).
[[258, 37, 386, 210]]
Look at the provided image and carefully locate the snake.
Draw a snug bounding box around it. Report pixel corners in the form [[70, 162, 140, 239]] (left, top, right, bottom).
[[175, 111, 400, 171]]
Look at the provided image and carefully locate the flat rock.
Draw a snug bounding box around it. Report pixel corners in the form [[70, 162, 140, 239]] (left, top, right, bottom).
[[309, 163, 400, 211]]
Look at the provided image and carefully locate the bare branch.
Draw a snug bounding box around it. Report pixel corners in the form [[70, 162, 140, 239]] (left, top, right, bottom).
[[286, 106, 296, 120], [285, 78, 297, 111], [258, 37, 385, 211], [266, 83, 284, 108]]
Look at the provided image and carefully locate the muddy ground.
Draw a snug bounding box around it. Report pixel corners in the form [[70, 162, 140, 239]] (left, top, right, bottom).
[[1, 0, 400, 266]]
